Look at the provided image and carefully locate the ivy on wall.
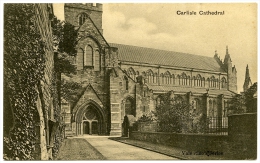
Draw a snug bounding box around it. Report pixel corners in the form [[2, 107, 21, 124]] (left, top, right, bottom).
[[4, 4, 46, 160]]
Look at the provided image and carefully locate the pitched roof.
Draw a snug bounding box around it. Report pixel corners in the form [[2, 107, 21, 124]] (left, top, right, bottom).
[[109, 43, 224, 72], [146, 84, 235, 97]]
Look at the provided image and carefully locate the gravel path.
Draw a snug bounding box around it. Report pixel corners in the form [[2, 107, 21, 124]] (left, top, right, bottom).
[[55, 138, 105, 160]]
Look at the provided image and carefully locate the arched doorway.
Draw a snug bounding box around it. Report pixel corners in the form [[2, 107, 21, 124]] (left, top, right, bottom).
[[125, 97, 135, 116], [75, 102, 105, 136], [122, 97, 135, 136], [83, 121, 90, 134], [82, 106, 100, 135]]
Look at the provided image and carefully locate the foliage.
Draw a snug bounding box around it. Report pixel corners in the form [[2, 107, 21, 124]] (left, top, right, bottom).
[[228, 82, 257, 114], [61, 79, 84, 108], [52, 15, 78, 112], [228, 94, 245, 114], [155, 92, 208, 133], [3, 5, 77, 160], [52, 124, 65, 158], [50, 15, 82, 159], [52, 16, 78, 75], [4, 4, 45, 160], [137, 111, 157, 123], [244, 82, 257, 113], [51, 16, 79, 158], [52, 17, 78, 56], [54, 53, 77, 74]]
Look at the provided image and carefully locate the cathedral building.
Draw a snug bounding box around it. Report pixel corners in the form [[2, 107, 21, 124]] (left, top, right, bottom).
[[62, 3, 238, 136]]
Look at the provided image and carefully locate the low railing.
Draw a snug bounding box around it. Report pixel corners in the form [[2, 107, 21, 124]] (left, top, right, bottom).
[[134, 116, 229, 135], [206, 117, 228, 135]]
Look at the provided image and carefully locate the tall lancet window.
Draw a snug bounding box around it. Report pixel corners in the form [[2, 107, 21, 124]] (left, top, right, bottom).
[[221, 77, 227, 89], [79, 13, 87, 26], [94, 49, 100, 71], [85, 45, 93, 66], [77, 48, 84, 70]]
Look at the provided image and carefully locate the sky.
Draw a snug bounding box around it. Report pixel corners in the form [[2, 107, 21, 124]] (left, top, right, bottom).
[[53, 3, 257, 93]]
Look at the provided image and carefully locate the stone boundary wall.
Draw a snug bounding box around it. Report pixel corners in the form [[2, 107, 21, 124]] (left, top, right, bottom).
[[130, 131, 228, 151], [228, 113, 257, 159], [137, 122, 158, 132], [130, 113, 257, 159]]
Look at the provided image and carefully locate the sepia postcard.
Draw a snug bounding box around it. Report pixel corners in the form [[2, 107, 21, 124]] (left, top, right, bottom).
[[2, 2, 257, 160]]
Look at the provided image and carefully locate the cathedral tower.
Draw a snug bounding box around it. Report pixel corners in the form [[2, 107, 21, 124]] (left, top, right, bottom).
[[223, 46, 237, 93], [64, 3, 103, 33], [243, 64, 252, 92]]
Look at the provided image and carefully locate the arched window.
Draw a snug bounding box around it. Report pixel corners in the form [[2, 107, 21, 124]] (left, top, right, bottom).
[[124, 76, 129, 90], [127, 67, 136, 81], [221, 77, 227, 88], [160, 73, 164, 84], [147, 69, 154, 83], [193, 76, 196, 86], [177, 75, 180, 85], [164, 71, 171, 84], [210, 76, 216, 88], [77, 48, 84, 70], [187, 76, 190, 86], [94, 49, 100, 71], [85, 45, 93, 67], [182, 73, 187, 85], [142, 72, 147, 84], [154, 73, 158, 83], [207, 78, 210, 88], [196, 74, 202, 87], [79, 13, 88, 26], [171, 74, 175, 85], [202, 77, 205, 87]]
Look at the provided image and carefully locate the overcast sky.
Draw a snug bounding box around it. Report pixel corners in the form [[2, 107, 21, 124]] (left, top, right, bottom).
[[53, 3, 257, 93]]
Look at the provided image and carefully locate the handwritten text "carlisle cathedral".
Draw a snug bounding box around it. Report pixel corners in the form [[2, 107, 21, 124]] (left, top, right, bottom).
[[177, 10, 225, 15]]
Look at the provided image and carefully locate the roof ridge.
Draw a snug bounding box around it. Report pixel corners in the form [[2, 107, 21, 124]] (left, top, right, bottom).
[[109, 42, 224, 72], [109, 42, 214, 59]]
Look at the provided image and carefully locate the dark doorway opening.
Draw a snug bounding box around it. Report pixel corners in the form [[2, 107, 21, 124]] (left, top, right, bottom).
[[83, 121, 90, 134], [125, 98, 135, 116], [92, 121, 98, 134]]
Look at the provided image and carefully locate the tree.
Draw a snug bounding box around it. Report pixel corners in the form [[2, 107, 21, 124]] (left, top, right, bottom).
[[154, 92, 208, 133], [155, 92, 208, 133], [244, 82, 257, 113], [52, 16, 78, 56], [60, 79, 84, 109], [51, 16, 80, 157], [52, 16, 79, 107], [228, 94, 245, 114], [229, 82, 257, 114]]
